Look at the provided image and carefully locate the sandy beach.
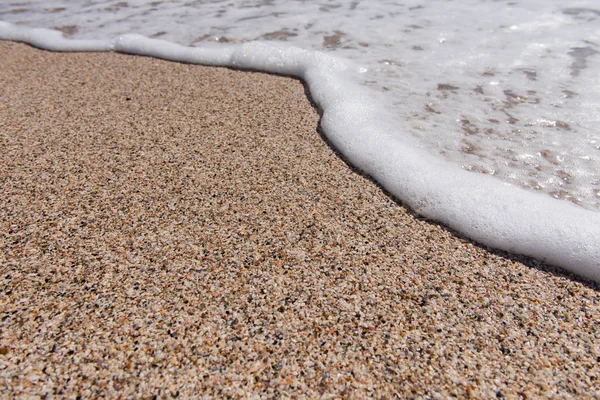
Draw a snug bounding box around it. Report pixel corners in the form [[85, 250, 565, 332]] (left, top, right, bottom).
[[0, 41, 599, 398]]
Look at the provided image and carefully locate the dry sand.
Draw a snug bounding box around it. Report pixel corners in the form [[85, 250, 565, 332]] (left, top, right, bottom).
[[0, 41, 599, 398]]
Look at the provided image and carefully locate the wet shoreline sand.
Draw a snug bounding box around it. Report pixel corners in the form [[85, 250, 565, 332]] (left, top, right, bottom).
[[1, 41, 598, 398]]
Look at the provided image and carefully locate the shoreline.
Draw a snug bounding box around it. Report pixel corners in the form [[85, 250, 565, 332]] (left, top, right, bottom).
[[1, 41, 599, 397], [2, 21, 600, 283]]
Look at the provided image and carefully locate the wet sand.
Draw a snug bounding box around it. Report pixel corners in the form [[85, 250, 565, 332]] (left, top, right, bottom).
[[1, 41, 599, 398]]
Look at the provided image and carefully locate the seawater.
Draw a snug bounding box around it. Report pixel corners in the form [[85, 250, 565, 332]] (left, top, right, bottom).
[[1, 0, 599, 282]]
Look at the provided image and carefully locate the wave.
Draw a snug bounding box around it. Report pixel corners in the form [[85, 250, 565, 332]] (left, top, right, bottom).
[[1, 21, 598, 282]]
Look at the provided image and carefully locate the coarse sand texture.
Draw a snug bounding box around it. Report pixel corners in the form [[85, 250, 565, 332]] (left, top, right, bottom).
[[1, 41, 599, 398]]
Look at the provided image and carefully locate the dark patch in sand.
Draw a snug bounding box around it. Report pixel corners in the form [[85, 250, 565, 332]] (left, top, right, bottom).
[[53, 25, 78, 37], [437, 83, 459, 91]]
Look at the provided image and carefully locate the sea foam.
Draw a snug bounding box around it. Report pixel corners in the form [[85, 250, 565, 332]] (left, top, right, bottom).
[[1, 21, 599, 282]]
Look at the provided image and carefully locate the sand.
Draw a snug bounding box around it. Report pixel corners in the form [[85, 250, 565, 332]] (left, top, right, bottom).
[[0, 40, 599, 398]]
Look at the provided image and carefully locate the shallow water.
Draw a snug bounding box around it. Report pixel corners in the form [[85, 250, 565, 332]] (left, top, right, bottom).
[[2, 0, 599, 209]]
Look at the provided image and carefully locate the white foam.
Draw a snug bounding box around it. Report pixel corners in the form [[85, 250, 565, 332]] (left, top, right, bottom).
[[0, 21, 110, 51], [1, 22, 599, 282]]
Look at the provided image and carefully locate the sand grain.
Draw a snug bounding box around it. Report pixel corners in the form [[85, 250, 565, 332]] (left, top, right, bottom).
[[1, 41, 599, 398]]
